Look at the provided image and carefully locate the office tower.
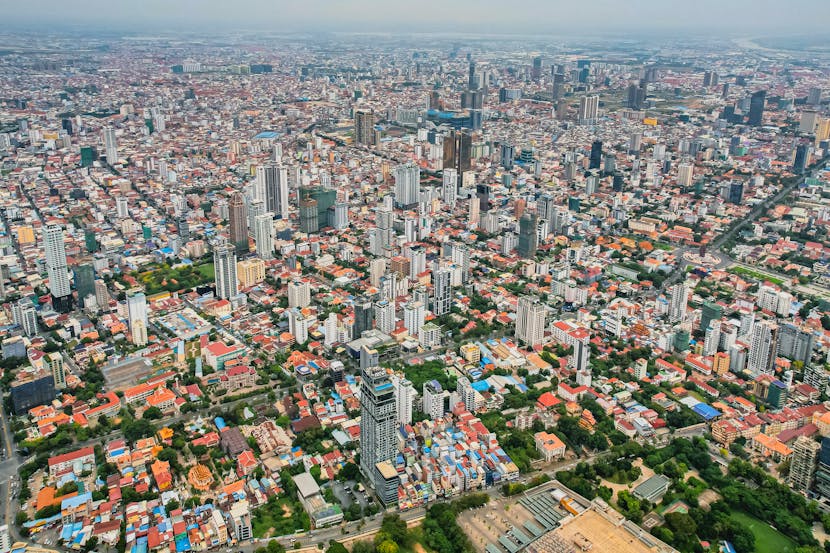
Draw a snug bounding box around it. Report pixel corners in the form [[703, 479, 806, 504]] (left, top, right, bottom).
[[374, 299, 395, 334], [815, 439, 830, 500], [299, 196, 319, 234], [73, 263, 95, 309], [228, 192, 248, 254], [127, 290, 148, 346], [12, 298, 38, 337], [43, 225, 72, 313], [287, 280, 311, 309], [501, 143, 515, 170], [515, 295, 545, 347], [252, 214, 274, 260], [333, 201, 349, 230], [531, 56, 543, 80], [359, 366, 398, 497], [103, 127, 118, 164], [429, 90, 441, 110], [572, 338, 590, 374], [442, 130, 472, 175], [300, 186, 336, 229], [626, 83, 646, 110], [442, 169, 458, 207], [403, 301, 425, 339], [703, 70, 718, 87], [789, 436, 820, 494], [353, 297, 374, 337], [432, 268, 451, 316], [460, 90, 484, 110], [392, 375, 414, 426], [728, 181, 744, 205], [777, 324, 816, 365], [667, 282, 689, 324], [213, 243, 239, 300], [422, 380, 447, 420], [700, 300, 723, 333], [793, 144, 810, 174], [354, 109, 376, 146], [46, 352, 65, 390], [394, 162, 420, 208], [748, 320, 778, 376], [258, 164, 290, 219], [748, 90, 766, 127], [677, 163, 694, 187], [177, 216, 190, 242], [517, 212, 538, 259], [589, 140, 602, 170], [468, 60, 477, 90], [476, 184, 490, 213], [578, 95, 599, 124], [808, 87, 823, 106]]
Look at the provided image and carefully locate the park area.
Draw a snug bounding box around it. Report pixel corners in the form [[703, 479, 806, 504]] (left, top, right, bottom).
[[728, 511, 797, 553]]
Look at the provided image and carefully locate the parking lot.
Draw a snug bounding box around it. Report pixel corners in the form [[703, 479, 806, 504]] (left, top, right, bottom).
[[330, 480, 370, 512]]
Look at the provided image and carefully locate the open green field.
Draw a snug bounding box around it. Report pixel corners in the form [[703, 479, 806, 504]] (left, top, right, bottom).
[[729, 266, 784, 286], [729, 511, 796, 553]]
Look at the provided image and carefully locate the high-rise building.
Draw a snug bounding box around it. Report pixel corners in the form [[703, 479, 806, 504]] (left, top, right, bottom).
[[257, 164, 289, 219], [374, 299, 395, 334], [814, 438, 830, 500], [626, 83, 646, 110], [748, 90, 766, 127], [501, 143, 515, 169], [359, 366, 398, 491], [808, 87, 823, 106], [422, 380, 447, 420], [47, 352, 65, 390], [700, 300, 723, 333], [748, 320, 778, 376], [287, 280, 311, 309], [354, 109, 376, 146], [442, 168, 457, 207], [403, 301, 425, 339], [432, 268, 452, 316], [589, 140, 603, 170], [299, 196, 319, 234], [127, 290, 148, 346], [442, 130, 472, 175], [43, 225, 72, 313], [667, 282, 689, 324], [252, 214, 274, 260], [353, 297, 374, 337], [789, 436, 820, 494], [12, 298, 37, 337], [73, 263, 96, 309], [394, 162, 420, 208], [228, 192, 248, 254], [392, 375, 414, 426], [517, 212, 538, 259], [793, 143, 810, 174], [213, 243, 239, 300], [332, 202, 349, 230], [103, 127, 118, 164], [777, 324, 815, 365], [515, 295, 545, 347], [578, 95, 599, 124], [677, 163, 694, 187], [728, 181, 744, 205]]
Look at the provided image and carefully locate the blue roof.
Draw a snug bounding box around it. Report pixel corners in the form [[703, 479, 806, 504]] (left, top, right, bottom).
[[254, 131, 279, 139], [62, 492, 92, 509], [471, 381, 490, 392], [692, 403, 721, 420]]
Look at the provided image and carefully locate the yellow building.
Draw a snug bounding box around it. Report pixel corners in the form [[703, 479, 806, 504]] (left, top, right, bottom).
[[17, 225, 36, 245], [237, 258, 265, 288], [713, 352, 730, 375]]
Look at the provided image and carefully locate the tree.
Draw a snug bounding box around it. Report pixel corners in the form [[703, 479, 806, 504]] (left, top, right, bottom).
[[82, 537, 99, 552], [266, 540, 286, 553], [377, 541, 398, 553], [143, 406, 163, 420], [326, 542, 349, 553], [351, 542, 375, 553]]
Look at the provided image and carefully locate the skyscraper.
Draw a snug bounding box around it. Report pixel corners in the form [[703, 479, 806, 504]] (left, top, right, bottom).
[[228, 192, 248, 254], [394, 162, 420, 208], [589, 140, 603, 170], [700, 300, 723, 333], [287, 280, 311, 309], [517, 212, 538, 259], [777, 323, 816, 365], [728, 181, 744, 205], [748, 90, 766, 127], [442, 168, 458, 207], [103, 127, 118, 164], [403, 301, 425, 339], [354, 109, 376, 146], [748, 320, 778, 376], [47, 352, 65, 390], [793, 144, 810, 174], [442, 130, 472, 175], [213, 243, 239, 300], [12, 298, 37, 337], [43, 225, 72, 313], [515, 295, 546, 347], [432, 268, 452, 316], [353, 297, 374, 338], [578, 95, 599, 125], [127, 290, 148, 346], [359, 366, 397, 492], [299, 196, 319, 234], [257, 164, 289, 219], [789, 436, 820, 494], [392, 375, 414, 426], [73, 263, 96, 309], [252, 214, 274, 260]]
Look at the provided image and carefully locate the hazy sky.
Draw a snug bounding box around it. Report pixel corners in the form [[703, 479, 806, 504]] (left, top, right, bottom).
[[7, 0, 830, 34]]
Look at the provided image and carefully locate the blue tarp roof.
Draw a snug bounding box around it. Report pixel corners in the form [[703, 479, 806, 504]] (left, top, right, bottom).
[[692, 403, 721, 420]]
